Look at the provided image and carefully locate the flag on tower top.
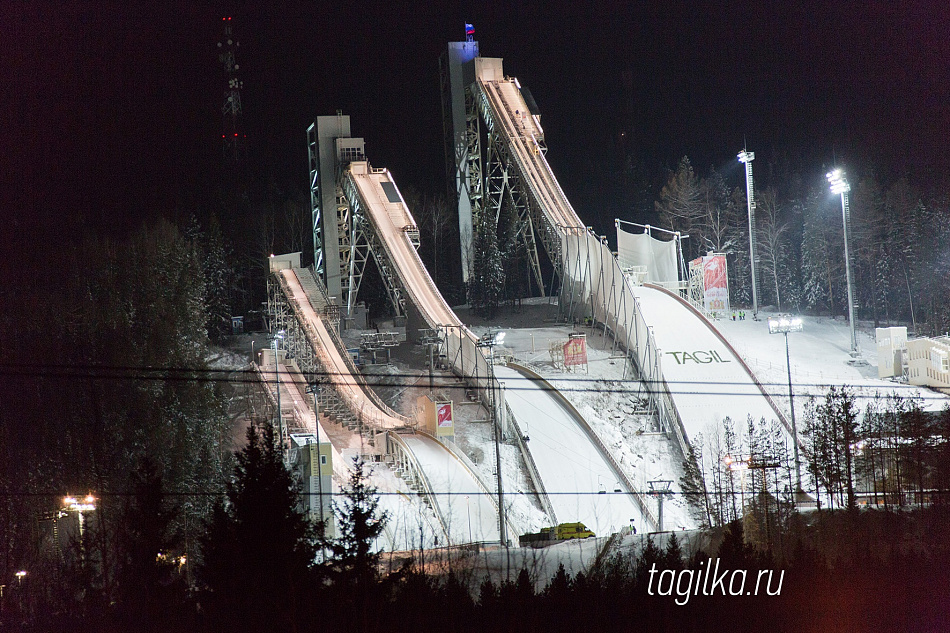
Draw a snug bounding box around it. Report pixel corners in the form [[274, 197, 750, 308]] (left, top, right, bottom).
[[465, 23, 475, 41]]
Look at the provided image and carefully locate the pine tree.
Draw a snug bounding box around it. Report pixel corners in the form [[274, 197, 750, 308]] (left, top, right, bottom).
[[198, 422, 316, 633], [655, 157, 702, 255], [467, 210, 504, 317], [680, 438, 710, 528], [324, 457, 388, 594], [661, 532, 684, 571]]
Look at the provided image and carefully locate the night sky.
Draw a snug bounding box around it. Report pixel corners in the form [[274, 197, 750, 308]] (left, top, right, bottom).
[[6, 1, 950, 242]]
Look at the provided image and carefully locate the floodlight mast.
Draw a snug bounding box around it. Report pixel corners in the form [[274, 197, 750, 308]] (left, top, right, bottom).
[[768, 315, 804, 491], [738, 150, 758, 320], [827, 169, 858, 355]]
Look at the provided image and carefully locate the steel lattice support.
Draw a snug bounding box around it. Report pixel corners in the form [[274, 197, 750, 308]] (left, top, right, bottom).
[[266, 277, 321, 386], [463, 85, 484, 281], [308, 123, 324, 277], [335, 183, 354, 306], [472, 84, 560, 292], [484, 128, 545, 294], [339, 173, 408, 318]]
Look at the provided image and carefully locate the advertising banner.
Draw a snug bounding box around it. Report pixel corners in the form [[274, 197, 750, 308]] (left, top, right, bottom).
[[437, 402, 453, 428], [702, 255, 730, 313], [563, 335, 588, 367]]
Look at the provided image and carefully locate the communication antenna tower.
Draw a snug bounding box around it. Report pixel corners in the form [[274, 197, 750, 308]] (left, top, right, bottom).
[[218, 16, 246, 163]]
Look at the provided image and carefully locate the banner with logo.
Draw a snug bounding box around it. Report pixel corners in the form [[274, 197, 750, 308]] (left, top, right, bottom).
[[702, 254, 729, 313], [563, 335, 588, 367], [437, 402, 454, 428]]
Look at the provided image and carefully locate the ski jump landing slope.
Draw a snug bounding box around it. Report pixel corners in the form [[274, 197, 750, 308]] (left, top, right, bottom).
[[496, 365, 645, 537], [631, 285, 789, 443], [400, 434, 507, 544]]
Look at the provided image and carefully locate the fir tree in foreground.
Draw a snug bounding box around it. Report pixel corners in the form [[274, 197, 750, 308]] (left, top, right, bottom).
[[198, 422, 316, 633], [323, 457, 388, 591]]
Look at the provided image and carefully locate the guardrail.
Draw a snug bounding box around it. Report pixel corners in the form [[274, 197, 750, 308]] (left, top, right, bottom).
[[386, 431, 449, 538]]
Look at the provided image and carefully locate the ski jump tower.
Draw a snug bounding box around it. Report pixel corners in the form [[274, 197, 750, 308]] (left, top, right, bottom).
[[307, 114, 367, 313], [440, 26, 546, 296]]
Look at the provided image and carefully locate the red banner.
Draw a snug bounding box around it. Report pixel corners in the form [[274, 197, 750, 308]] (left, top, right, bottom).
[[563, 336, 588, 367], [437, 403, 453, 427], [702, 254, 730, 313]]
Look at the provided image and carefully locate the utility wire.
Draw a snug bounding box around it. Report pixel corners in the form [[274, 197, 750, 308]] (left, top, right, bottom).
[[0, 362, 946, 401]]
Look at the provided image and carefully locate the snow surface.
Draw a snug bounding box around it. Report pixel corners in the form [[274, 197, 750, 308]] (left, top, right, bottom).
[[630, 286, 789, 442], [495, 364, 645, 537], [712, 309, 950, 416], [400, 434, 504, 545]]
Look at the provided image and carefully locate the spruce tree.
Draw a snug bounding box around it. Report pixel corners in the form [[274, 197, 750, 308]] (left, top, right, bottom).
[[198, 422, 316, 633], [324, 457, 388, 594], [114, 458, 189, 632], [680, 438, 710, 528]]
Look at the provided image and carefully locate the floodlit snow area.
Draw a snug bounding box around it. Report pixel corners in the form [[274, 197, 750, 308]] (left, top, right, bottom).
[[399, 434, 505, 545], [630, 286, 788, 442], [451, 408, 549, 540], [711, 309, 950, 415], [495, 364, 647, 537], [341, 453, 442, 552], [469, 318, 694, 534]]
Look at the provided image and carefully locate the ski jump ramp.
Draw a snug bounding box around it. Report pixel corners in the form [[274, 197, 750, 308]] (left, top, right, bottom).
[[342, 161, 655, 532], [631, 285, 790, 443], [271, 264, 503, 545], [467, 59, 790, 450]]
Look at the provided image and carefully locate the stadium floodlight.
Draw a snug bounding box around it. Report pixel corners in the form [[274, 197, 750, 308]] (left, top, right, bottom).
[[826, 169, 858, 355], [738, 150, 759, 320], [768, 315, 804, 491]]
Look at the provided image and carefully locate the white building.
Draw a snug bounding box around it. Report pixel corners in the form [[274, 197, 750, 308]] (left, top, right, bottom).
[[907, 336, 950, 394], [878, 326, 950, 394]]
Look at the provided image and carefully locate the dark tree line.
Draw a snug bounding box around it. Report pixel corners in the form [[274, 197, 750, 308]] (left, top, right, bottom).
[[802, 388, 950, 511], [13, 408, 950, 633], [650, 157, 950, 334], [0, 218, 233, 625]]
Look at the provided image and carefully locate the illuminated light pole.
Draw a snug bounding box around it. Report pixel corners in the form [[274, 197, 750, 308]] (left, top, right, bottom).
[[648, 479, 673, 531], [827, 169, 858, 355], [738, 150, 759, 320], [465, 495, 473, 543], [476, 330, 507, 549], [724, 456, 750, 513], [768, 315, 804, 492]]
